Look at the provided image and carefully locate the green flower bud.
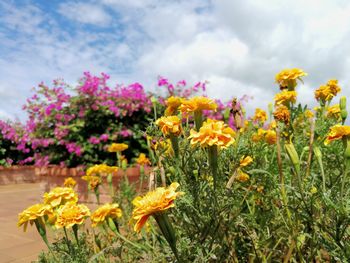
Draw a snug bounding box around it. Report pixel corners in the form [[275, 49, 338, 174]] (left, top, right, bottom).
[[340, 96, 347, 110]]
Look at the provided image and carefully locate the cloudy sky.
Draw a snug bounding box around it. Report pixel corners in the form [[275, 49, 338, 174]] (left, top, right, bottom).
[[1, 0, 350, 120]]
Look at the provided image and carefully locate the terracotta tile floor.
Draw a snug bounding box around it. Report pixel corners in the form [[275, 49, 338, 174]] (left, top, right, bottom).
[[0, 183, 48, 263]]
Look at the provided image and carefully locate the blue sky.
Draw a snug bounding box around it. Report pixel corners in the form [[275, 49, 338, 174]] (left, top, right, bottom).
[[1, 0, 350, 120]]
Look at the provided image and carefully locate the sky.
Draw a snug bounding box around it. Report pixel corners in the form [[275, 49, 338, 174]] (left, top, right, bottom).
[[1, 0, 350, 121]]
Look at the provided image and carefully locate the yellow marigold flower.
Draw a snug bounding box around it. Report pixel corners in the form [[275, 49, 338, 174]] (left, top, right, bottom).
[[252, 128, 266, 142], [86, 164, 118, 177], [252, 108, 267, 123], [63, 177, 77, 188], [236, 169, 250, 182], [43, 187, 78, 208], [82, 175, 101, 189], [240, 156, 253, 167], [305, 109, 314, 119], [164, 96, 183, 116], [154, 139, 174, 156], [275, 68, 307, 89], [257, 186, 264, 193], [327, 104, 341, 118], [315, 80, 341, 103], [18, 204, 53, 231], [108, 143, 128, 152], [188, 119, 235, 148], [136, 153, 151, 166], [132, 182, 184, 232], [179, 96, 217, 114], [155, 115, 182, 137], [265, 130, 277, 145], [325, 125, 350, 145], [55, 203, 90, 229], [273, 105, 290, 124], [269, 120, 277, 129], [274, 90, 297, 106], [91, 203, 122, 227]]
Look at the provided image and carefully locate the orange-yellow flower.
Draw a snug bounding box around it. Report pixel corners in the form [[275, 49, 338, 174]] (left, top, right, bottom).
[[18, 203, 53, 231], [325, 125, 350, 145], [275, 68, 307, 89], [188, 119, 235, 148], [252, 108, 267, 123], [43, 187, 78, 208], [63, 177, 77, 188], [265, 130, 277, 145], [55, 203, 90, 229], [108, 143, 128, 152], [179, 96, 217, 114], [86, 164, 118, 177], [315, 79, 341, 103], [273, 105, 290, 124], [82, 175, 101, 189], [155, 116, 182, 137], [236, 169, 250, 182], [90, 203, 122, 227], [327, 104, 341, 118], [240, 156, 253, 167], [136, 153, 151, 166], [304, 109, 314, 119], [252, 128, 266, 142], [132, 182, 184, 232], [164, 96, 183, 116], [274, 90, 297, 106]]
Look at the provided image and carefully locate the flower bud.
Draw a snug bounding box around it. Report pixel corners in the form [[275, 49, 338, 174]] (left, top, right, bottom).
[[285, 143, 300, 174], [340, 96, 347, 110]]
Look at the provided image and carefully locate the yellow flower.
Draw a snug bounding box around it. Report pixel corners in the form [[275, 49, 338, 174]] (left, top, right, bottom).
[[43, 187, 78, 208], [236, 169, 250, 182], [310, 186, 317, 194], [326, 104, 341, 118], [164, 96, 183, 116], [82, 175, 101, 189], [275, 68, 307, 89], [252, 108, 267, 123], [188, 119, 235, 148], [315, 79, 341, 103], [18, 203, 53, 231], [305, 109, 314, 119], [265, 130, 277, 145], [63, 177, 77, 188], [252, 128, 266, 142], [86, 164, 118, 177], [108, 143, 128, 152], [257, 186, 264, 193], [240, 156, 253, 167], [55, 203, 90, 229], [132, 182, 184, 232], [179, 96, 217, 114], [90, 203, 123, 227], [136, 153, 151, 166], [273, 105, 290, 124], [155, 116, 182, 137], [325, 125, 350, 145], [274, 90, 297, 106], [154, 139, 174, 156]]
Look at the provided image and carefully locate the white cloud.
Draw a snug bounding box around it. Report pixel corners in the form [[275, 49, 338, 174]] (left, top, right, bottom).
[[1, 0, 350, 120], [58, 2, 112, 26]]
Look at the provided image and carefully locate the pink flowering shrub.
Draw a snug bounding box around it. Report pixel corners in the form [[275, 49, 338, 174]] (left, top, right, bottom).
[[0, 73, 243, 167]]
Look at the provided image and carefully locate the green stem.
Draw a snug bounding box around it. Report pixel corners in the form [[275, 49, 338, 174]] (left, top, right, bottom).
[[64, 226, 74, 257], [208, 145, 218, 191], [34, 219, 50, 250], [72, 224, 79, 247], [153, 213, 181, 262], [170, 135, 179, 158], [194, 110, 203, 131]]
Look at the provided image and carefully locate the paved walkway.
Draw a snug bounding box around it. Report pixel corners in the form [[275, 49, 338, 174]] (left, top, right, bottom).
[[0, 183, 47, 262]]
